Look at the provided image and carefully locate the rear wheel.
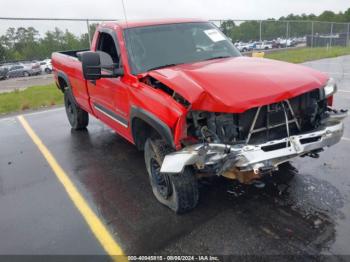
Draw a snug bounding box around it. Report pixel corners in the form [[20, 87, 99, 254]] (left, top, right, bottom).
[[23, 71, 30, 77], [144, 138, 199, 214], [64, 89, 89, 130]]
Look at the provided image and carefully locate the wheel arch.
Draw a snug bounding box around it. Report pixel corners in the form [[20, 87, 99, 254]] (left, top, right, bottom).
[[57, 71, 80, 106], [130, 106, 175, 150], [57, 71, 71, 92]]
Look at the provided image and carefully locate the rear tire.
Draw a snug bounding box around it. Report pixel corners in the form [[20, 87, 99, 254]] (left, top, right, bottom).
[[144, 138, 199, 214], [64, 89, 89, 130], [23, 71, 30, 77]]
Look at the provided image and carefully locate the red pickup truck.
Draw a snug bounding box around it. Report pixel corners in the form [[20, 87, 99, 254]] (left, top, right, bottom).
[[52, 19, 346, 213]]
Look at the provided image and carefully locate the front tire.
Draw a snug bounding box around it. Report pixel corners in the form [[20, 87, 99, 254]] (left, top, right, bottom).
[[144, 138, 199, 214], [64, 89, 89, 130], [23, 71, 30, 77]]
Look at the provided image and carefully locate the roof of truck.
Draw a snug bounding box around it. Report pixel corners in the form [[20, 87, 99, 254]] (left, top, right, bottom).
[[100, 18, 207, 29]]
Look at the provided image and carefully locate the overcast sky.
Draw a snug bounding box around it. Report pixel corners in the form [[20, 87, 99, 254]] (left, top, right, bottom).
[[0, 0, 349, 35]]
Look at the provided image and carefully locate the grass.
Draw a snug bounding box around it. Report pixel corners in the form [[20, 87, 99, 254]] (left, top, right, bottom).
[[265, 46, 350, 63], [0, 84, 63, 115]]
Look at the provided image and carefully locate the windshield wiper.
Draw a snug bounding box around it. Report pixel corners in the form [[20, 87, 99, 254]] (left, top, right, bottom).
[[204, 56, 232, 61], [147, 63, 181, 71]]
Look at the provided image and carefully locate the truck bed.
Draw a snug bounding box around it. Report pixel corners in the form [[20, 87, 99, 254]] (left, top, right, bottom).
[[56, 49, 89, 59], [51, 49, 91, 113]]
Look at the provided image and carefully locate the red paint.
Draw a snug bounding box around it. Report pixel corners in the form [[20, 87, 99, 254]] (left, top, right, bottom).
[[52, 20, 330, 149], [327, 95, 334, 106], [149, 56, 328, 113]]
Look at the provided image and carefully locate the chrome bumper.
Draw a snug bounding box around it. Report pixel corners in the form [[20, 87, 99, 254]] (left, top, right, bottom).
[[160, 118, 345, 175]]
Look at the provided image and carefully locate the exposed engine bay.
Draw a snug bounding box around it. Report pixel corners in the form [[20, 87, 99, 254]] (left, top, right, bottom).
[[186, 88, 329, 146], [160, 88, 347, 184], [141, 75, 347, 184]]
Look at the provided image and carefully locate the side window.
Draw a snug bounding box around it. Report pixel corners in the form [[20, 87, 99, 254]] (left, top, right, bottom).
[[96, 32, 120, 67]]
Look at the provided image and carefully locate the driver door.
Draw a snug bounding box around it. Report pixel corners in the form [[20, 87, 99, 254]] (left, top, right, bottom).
[[87, 29, 130, 135]]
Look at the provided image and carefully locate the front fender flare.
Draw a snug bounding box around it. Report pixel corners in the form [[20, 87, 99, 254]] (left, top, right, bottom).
[[130, 106, 175, 149]]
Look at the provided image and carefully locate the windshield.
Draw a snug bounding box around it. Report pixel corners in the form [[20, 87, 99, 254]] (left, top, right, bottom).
[[124, 22, 241, 74]]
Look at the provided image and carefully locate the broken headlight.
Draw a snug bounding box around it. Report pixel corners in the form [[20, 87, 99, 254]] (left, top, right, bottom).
[[324, 78, 337, 97]]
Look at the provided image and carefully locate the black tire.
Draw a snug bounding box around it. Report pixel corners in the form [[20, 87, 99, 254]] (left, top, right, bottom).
[[144, 138, 199, 214], [45, 68, 52, 74], [274, 162, 297, 184], [64, 89, 89, 130], [23, 71, 30, 77]]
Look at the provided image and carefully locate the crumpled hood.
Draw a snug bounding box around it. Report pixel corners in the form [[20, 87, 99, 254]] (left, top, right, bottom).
[[148, 56, 328, 113]]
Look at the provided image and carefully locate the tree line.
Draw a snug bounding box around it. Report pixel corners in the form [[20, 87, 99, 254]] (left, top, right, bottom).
[[221, 8, 350, 42], [0, 24, 97, 62]]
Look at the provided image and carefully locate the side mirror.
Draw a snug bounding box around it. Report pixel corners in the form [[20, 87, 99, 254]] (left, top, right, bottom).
[[80, 51, 102, 80], [79, 51, 124, 80]]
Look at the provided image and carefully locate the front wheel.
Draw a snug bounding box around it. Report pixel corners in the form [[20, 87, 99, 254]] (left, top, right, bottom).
[[23, 71, 30, 77], [64, 89, 89, 130], [144, 138, 199, 214]]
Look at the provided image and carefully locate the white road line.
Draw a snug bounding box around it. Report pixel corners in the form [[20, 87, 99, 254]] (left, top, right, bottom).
[[0, 107, 64, 122], [23, 107, 64, 117], [322, 72, 350, 76], [305, 62, 350, 66], [342, 137, 350, 142], [339, 90, 350, 93]]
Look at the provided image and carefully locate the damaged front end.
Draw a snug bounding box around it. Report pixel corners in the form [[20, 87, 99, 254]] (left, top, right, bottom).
[[161, 84, 347, 183]]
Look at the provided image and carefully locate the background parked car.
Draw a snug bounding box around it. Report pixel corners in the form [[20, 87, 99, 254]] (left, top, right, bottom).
[[6, 65, 29, 78], [0, 66, 8, 80], [39, 59, 52, 74], [22, 61, 41, 76], [234, 42, 253, 52], [6, 62, 40, 78], [255, 41, 273, 50], [271, 40, 282, 49]]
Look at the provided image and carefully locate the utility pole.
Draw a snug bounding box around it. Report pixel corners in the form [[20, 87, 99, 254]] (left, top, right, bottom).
[[329, 22, 333, 47], [311, 21, 314, 48], [347, 23, 350, 47], [86, 19, 92, 48], [259, 20, 262, 41]]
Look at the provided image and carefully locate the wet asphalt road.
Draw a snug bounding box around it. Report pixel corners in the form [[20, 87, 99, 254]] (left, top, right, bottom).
[[0, 56, 350, 258]]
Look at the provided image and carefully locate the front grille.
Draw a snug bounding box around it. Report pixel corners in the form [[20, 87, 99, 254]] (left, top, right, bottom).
[[187, 89, 328, 146], [236, 88, 327, 144]]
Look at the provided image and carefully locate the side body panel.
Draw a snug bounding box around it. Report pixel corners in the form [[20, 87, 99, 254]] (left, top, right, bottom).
[[52, 53, 93, 114]]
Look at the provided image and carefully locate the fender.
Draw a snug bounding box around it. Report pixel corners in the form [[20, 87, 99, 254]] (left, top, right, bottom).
[[130, 106, 175, 149], [56, 70, 82, 107], [56, 71, 72, 92]]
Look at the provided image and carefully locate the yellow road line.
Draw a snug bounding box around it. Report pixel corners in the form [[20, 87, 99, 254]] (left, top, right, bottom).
[[17, 115, 125, 261]]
